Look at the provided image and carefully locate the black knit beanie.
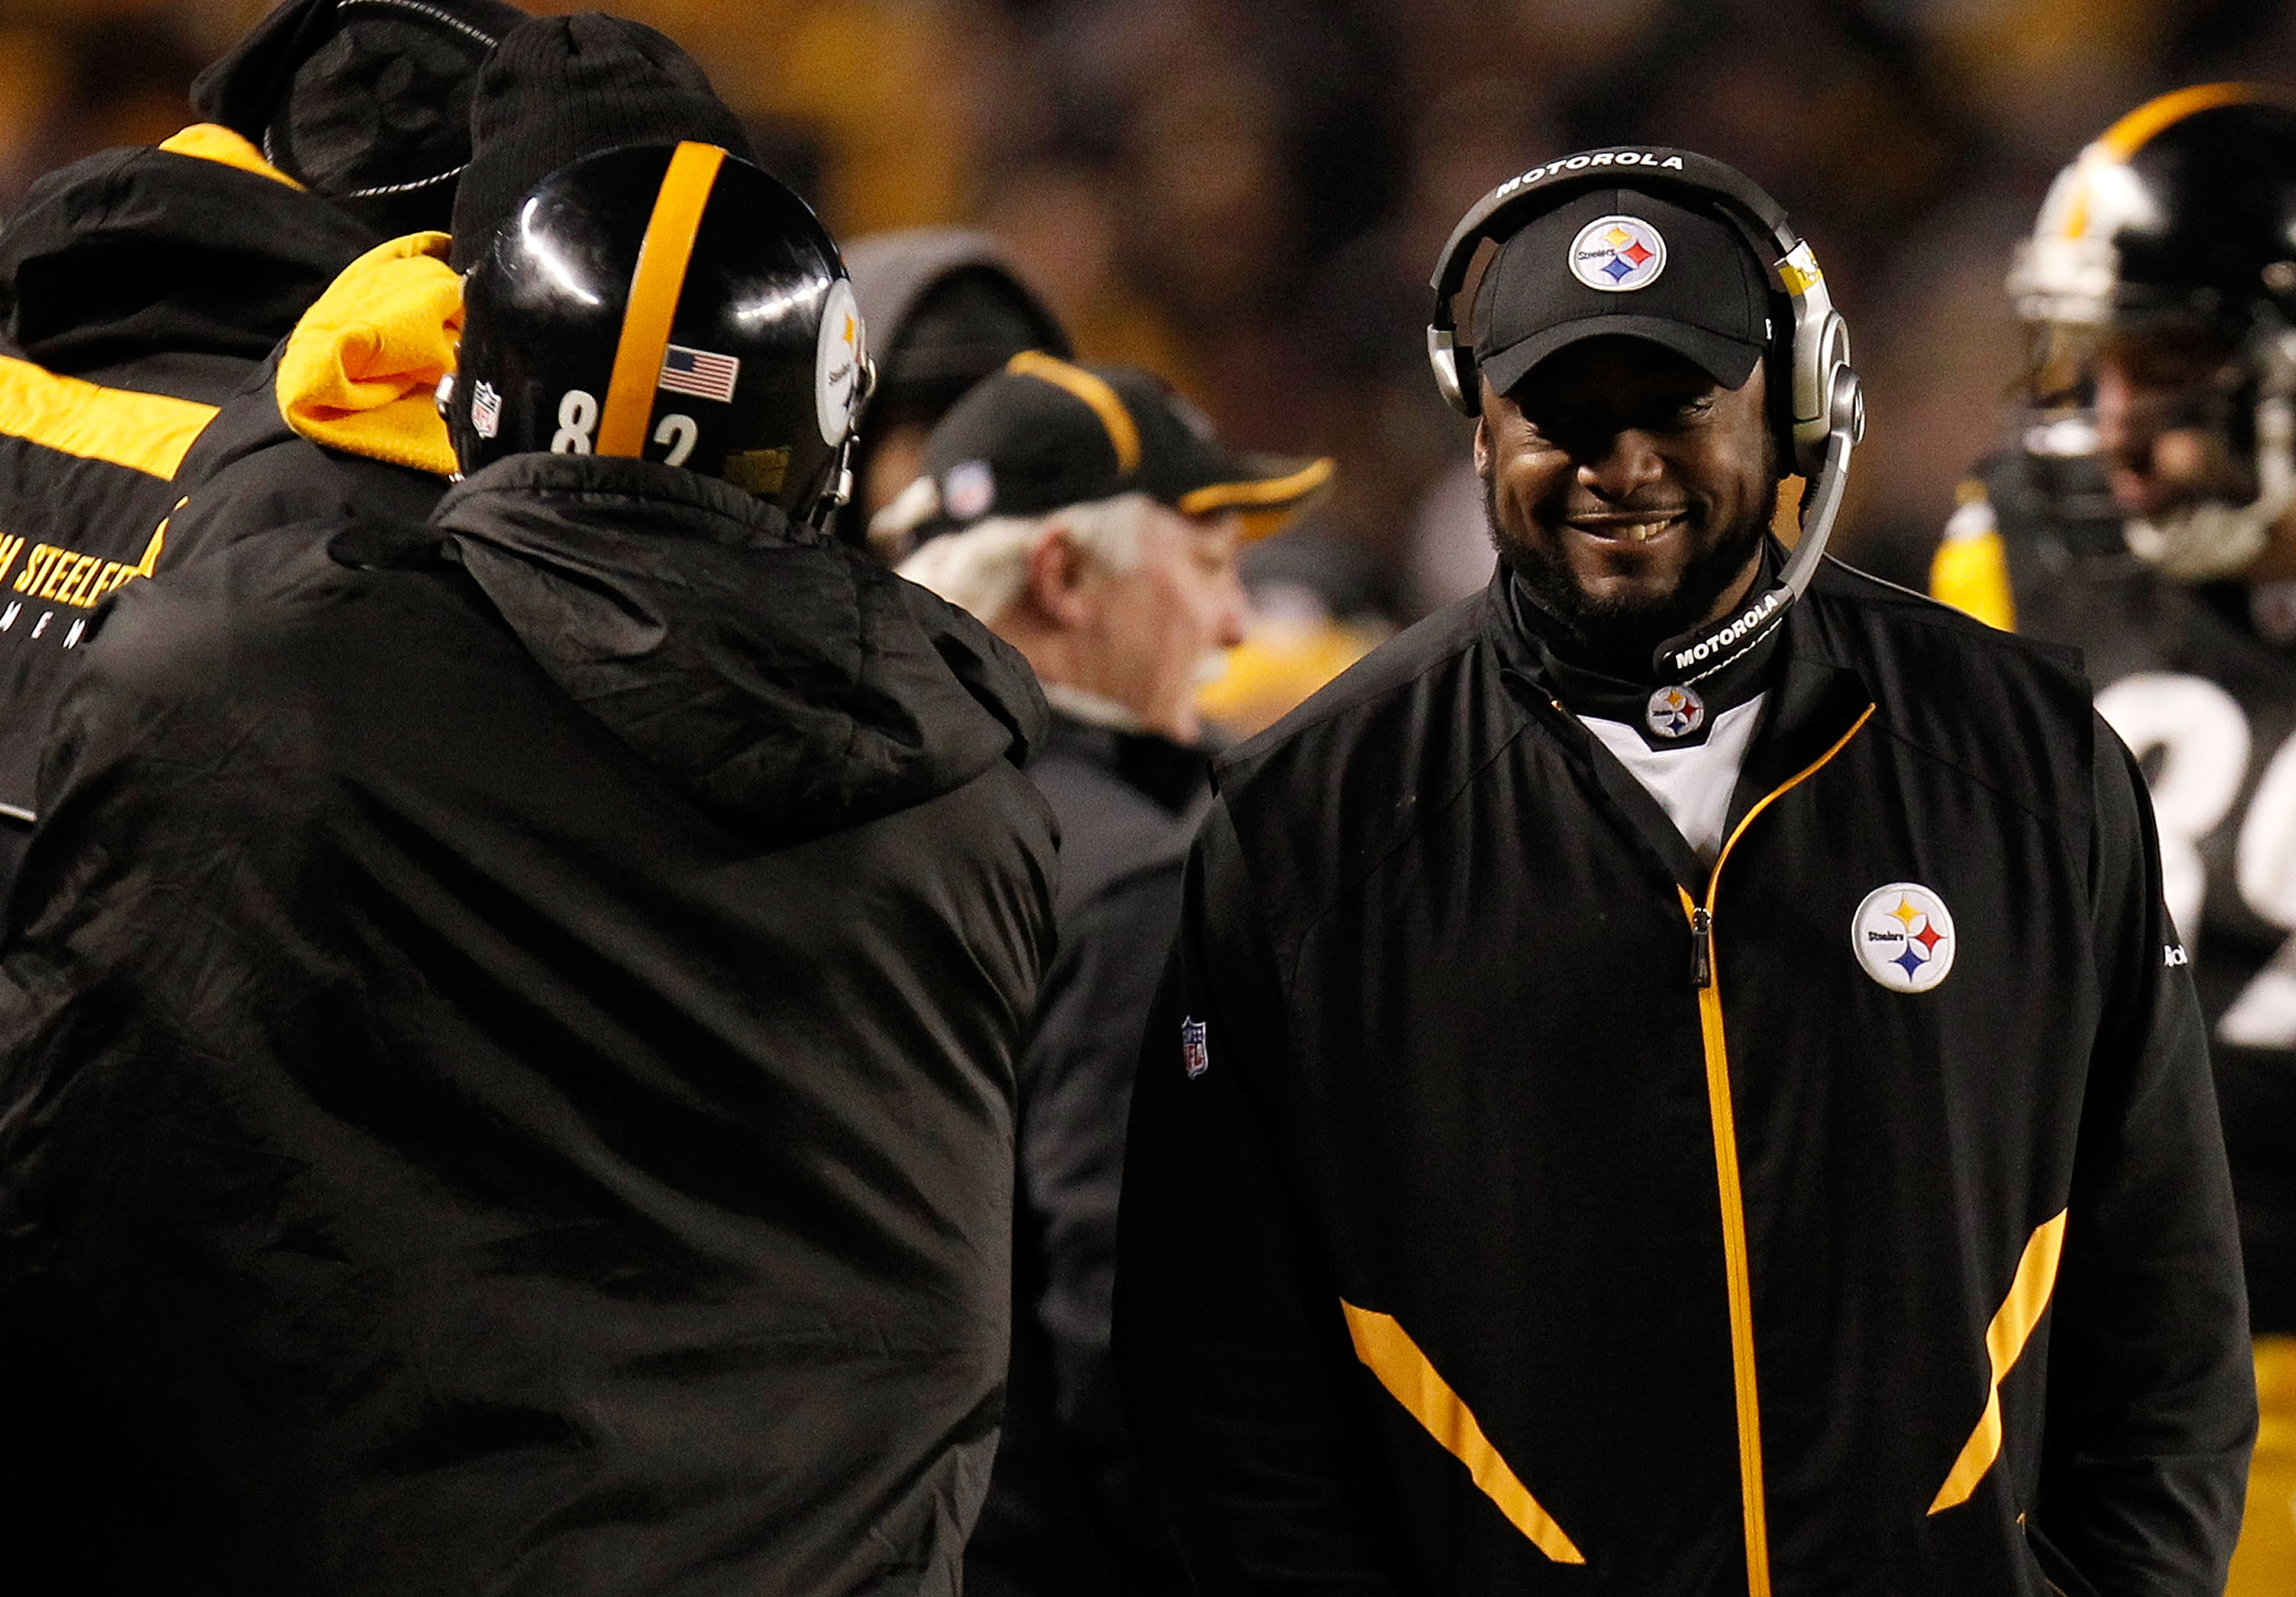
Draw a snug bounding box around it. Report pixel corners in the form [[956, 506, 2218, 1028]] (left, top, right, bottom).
[[447, 13, 757, 270], [191, 0, 526, 239]]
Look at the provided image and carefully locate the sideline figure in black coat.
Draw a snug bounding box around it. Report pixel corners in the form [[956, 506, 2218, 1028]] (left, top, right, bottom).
[[0, 144, 1055, 1597], [890, 359, 1331, 1595], [0, 0, 523, 889], [1117, 151, 2256, 1595]]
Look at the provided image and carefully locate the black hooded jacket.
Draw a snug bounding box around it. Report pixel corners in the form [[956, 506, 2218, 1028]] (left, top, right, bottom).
[[0, 453, 1058, 1596], [189, 0, 526, 241], [0, 135, 376, 865], [0, 139, 373, 400], [1117, 562, 2252, 1595]]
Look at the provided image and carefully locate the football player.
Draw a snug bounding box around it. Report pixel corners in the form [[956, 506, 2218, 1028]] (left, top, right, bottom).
[[1931, 83, 2296, 1593]]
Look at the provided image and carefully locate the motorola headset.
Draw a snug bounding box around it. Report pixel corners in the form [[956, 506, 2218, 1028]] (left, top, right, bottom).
[[1429, 147, 1866, 683]]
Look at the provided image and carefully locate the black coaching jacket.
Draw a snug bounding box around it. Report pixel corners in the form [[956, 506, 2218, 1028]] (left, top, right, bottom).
[[1115, 560, 2255, 1595], [0, 453, 1056, 1595]]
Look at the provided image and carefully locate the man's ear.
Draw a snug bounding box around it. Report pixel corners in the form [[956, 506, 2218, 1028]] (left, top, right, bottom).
[[1022, 524, 1094, 629], [1473, 414, 1491, 477]]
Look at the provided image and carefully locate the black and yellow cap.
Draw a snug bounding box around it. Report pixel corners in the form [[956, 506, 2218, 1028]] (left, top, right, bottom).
[[908, 354, 1332, 542]]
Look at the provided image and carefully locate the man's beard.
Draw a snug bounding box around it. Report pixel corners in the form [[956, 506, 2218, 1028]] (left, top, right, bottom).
[[1486, 474, 1779, 677]]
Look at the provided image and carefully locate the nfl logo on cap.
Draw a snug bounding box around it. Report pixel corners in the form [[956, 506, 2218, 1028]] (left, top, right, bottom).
[[945, 459, 996, 521]]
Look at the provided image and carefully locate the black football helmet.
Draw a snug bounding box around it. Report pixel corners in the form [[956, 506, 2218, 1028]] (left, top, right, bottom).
[[2010, 86, 2296, 578], [445, 141, 874, 524]]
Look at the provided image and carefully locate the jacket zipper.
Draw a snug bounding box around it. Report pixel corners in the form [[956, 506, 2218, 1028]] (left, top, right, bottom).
[[1677, 703, 1874, 1597]]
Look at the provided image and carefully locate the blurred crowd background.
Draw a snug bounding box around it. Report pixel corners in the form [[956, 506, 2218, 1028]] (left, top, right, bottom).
[[8, 0, 2294, 716]]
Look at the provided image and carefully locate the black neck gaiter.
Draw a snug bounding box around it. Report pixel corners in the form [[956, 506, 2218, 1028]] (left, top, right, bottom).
[[1506, 541, 1786, 749]]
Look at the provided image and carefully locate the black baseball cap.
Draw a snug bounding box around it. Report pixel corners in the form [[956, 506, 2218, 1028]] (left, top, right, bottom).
[[1474, 187, 1774, 396], [905, 354, 1333, 540]]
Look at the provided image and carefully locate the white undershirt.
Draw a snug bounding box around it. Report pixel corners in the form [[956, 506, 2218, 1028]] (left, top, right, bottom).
[[1580, 694, 1766, 865]]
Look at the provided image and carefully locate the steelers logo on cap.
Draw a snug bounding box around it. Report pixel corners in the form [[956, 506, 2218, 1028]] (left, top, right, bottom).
[[1851, 882, 1956, 993], [1570, 214, 1668, 293]]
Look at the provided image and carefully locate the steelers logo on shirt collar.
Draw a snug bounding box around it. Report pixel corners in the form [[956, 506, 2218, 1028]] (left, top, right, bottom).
[[1852, 882, 1956, 992], [1645, 684, 1705, 739], [1570, 214, 1668, 292]]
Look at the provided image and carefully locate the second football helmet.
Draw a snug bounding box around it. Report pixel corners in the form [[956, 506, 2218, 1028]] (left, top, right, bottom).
[[2011, 86, 2296, 579], [446, 142, 874, 524]]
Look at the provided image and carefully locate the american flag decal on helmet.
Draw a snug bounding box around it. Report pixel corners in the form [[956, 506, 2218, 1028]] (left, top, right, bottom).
[[1181, 1017, 1209, 1078], [659, 344, 741, 403]]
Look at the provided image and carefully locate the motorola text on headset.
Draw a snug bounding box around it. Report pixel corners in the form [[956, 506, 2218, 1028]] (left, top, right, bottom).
[[1428, 147, 1866, 685]]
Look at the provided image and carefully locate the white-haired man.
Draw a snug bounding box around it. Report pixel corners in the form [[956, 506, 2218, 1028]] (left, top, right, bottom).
[[885, 354, 1331, 1596]]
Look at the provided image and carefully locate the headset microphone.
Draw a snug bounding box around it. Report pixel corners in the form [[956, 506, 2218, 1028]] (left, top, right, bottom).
[[1428, 147, 1864, 685]]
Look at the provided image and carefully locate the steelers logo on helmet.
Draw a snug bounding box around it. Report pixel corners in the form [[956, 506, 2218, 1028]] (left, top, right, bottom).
[[816, 277, 863, 447], [1851, 882, 1957, 993], [1645, 684, 1705, 739], [1570, 214, 1668, 292]]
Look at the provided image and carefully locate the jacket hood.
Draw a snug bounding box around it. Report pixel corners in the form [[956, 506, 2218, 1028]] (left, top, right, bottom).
[[276, 230, 461, 474], [0, 127, 377, 382], [843, 228, 1071, 396], [429, 452, 1047, 836], [190, 0, 525, 239]]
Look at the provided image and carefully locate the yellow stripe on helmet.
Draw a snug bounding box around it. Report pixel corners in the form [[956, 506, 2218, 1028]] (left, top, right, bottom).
[[2062, 84, 2281, 239], [2098, 82, 2271, 158], [597, 141, 728, 459]]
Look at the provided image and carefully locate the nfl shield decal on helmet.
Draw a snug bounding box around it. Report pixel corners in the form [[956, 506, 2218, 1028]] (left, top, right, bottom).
[[1645, 684, 1705, 739], [471, 380, 502, 439], [1570, 214, 1668, 292], [1181, 1017, 1210, 1078], [1852, 882, 1957, 992]]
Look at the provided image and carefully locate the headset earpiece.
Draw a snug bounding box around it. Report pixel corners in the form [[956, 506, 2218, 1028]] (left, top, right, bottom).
[[1429, 326, 1475, 416]]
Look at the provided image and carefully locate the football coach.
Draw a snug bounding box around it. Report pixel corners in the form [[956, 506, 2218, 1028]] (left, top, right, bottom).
[[1114, 148, 2256, 1595]]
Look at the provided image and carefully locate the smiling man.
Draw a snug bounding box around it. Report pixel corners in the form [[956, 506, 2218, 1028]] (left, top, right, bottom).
[[1116, 152, 2255, 1595]]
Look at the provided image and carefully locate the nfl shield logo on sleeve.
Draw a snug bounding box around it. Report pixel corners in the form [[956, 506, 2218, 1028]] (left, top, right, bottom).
[[1181, 1017, 1210, 1078]]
